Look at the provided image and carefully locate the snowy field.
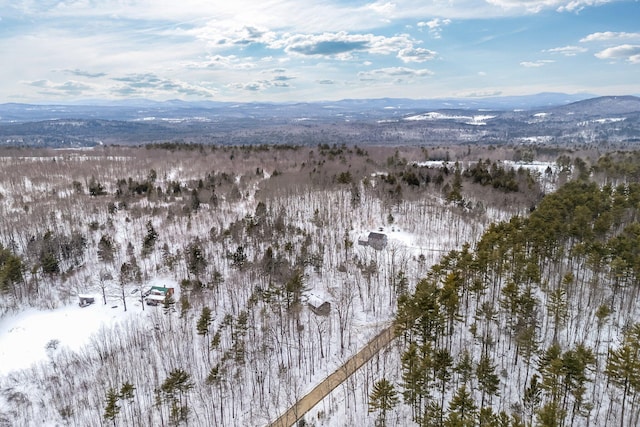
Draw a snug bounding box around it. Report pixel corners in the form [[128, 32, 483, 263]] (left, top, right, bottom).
[[0, 303, 138, 375], [0, 276, 178, 376]]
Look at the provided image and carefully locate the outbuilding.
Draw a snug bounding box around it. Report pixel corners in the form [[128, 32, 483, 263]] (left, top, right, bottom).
[[306, 292, 331, 316], [78, 294, 95, 307], [367, 232, 388, 250]]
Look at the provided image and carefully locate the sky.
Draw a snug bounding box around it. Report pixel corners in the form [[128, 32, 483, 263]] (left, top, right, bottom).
[[0, 0, 639, 103]]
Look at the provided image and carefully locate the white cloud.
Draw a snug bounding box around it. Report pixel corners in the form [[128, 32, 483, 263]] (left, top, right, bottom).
[[185, 55, 257, 70], [520, 60, 555, 67], [580, 31, 640, 43], [594, 45, 640, 63], [25, 79, 93, 96], [486, 0, 613, 13], [185, 23, 278, 48], [272, 32, 416, 58], [63, 69, 108, 78], [227, 78, 294, 92], [111, 73, 217, 98], [464, 90, 503, 97], [544, 45, 587, 56], [397, 47, 437, 63], [365, 1, 397, 16], [358, 67, 433, 82], [417, 18, 452, 39], [556, 0, 613, 12]]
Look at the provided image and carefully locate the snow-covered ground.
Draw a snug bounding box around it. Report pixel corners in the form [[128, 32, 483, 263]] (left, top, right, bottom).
[[0, 303, 136, 375], [0, 276, 178, 376]]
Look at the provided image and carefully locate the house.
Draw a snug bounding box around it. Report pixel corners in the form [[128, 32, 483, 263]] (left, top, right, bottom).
[[144, 286, 174, 306], [143, 286, 174, 297], [367, 232, 388, 250], [78, 294, 95, 307], [306, 292, 331, 316]]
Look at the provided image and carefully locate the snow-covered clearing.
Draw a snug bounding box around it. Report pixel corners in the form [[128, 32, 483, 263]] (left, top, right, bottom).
[[0, 276, 178, 376]]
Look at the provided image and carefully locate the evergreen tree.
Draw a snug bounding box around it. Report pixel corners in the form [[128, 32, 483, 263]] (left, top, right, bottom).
[[97, 234, 116, 263], [186, 239, 207, 278], [284, 269, 305, 309], [142, 220, 158, 257], [440, 271, 461, 342], [455, 349, 474, 385], [401, 342, 428, 421], [478, 407, 500, 427], [537, 401, 564, 427], [104, 387, 120, 427], [446, 384, 476, 427], [605, 323, 640, 427], [230, 245, 247, 270], [476, 355, 500, 408], [547, 283, 568, 343], [368, 378, 399, 427], [197, 306, 213, 361], [119, 382, 135, 426], [196, 306, 213, 337], [523, 374, 542, 426], [0, 245, 23, 294], [433, 348, 454, 421], [160, 368, 194, 426]]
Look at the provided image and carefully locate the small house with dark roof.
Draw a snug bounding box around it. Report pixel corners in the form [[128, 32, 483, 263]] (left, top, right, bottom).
[[367, 232, 388, 250], [306, 292, 331, 316]]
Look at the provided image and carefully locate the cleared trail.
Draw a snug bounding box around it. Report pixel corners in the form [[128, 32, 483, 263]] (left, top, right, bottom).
[[268, 324, 396, 427]]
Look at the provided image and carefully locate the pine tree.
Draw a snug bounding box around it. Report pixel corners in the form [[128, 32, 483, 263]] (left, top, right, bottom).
[[455, 349, 474, 386], [478, 407, 499, 427], [440, 271, 461, 343], [445, 384, 476, 427], [142, 220, 158, 257], [0, 245, 23, 294], [433, 348, 453, 422], [523, 374, 542, 426], [538, 343, 563, 407], [119, 382, 135, 426], [368, 378, 399, 427], [401, 342, 428, 421], [547, 285, 568, 343], [186, 239, 207, 278], [197, 307, 213, 362], [97, 234, 116, 263], [476, 355, 500, 408], [104, 387, 120, 427], [562, 344, 594, 425], [160, 368, 194, 426], [537, 401, 564, 427], [605, 323, 640, 427], [196, 307, 213, 336]]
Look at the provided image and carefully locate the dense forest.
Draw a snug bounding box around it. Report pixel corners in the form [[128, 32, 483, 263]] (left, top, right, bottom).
[[0, 145, 639, 426]]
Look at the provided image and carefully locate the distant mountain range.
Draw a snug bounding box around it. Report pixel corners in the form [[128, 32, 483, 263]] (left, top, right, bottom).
[[1, 94, 639, 147]]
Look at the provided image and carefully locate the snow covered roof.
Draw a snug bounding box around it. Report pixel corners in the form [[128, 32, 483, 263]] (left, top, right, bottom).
[[305, 291, 329, 308]]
